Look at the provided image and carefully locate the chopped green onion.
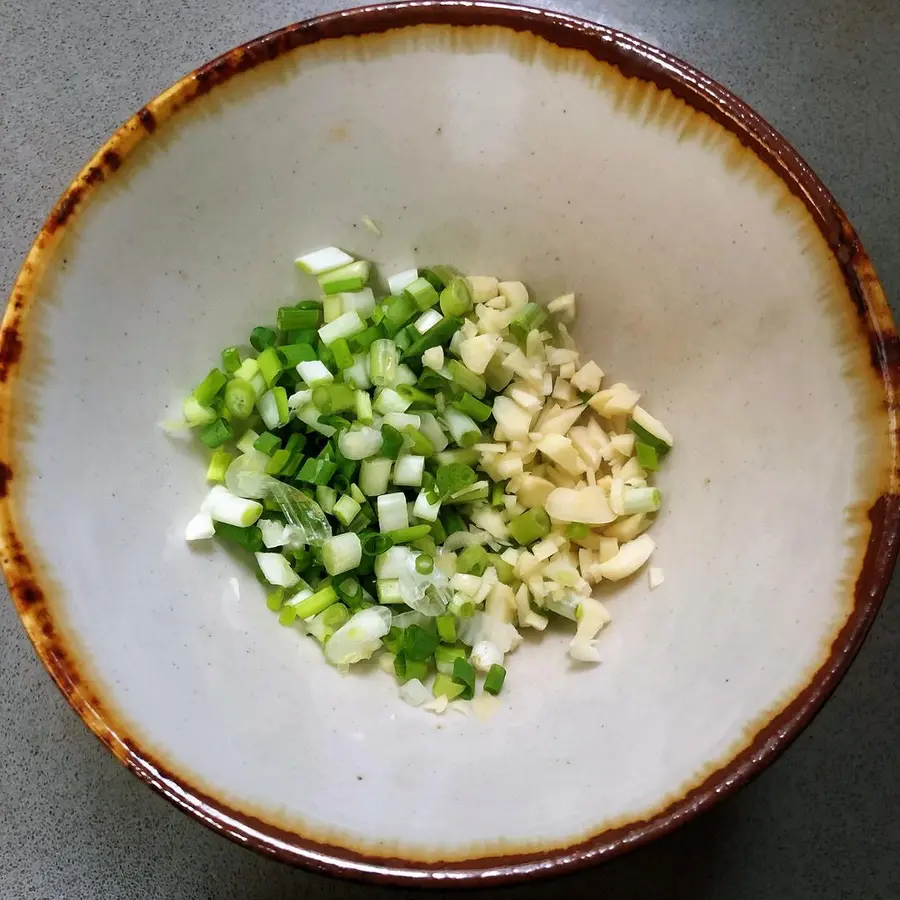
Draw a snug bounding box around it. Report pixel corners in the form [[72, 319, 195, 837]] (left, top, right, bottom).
[[483, 663, 506, 695], [439, 277, 473, 317], [278, 305, 319, 332], [414, 309, 443, 334], [377, 579, 403, 604], [432, 673, 465, 700], [377, 424, 402, 460], [361, 532, 393, 556], [278, 343, 317, 366], [213, 521, 263, 553], [383, 626, 404, 654], [359, 457, 393, 495], [386, 524, 432, 544], [199, 418, 232, 448], [444, 482, 489, 505], [489, 553, 515, 584], [446, 360, 486, 399], [316, 484, 337, 513], [403, 316, 462, 359], [336, 575, 362, 604], [296, 458, 338, 486], [420, 265, 458, 292], [509, 508, 551, 545], [291, 584, 339, 619], [337, 288, 376, 319], [508, 303, 547, 344], [257, 386, 289, 430], [295, 247, 353, 275], [351, 325, 382, 352], [318, 413, 351, 432], [635, 440, 661, 470], [233, 357, 260, 383], [442, 407, 481, 447], [393, 454, 425, 487], [295, 403, 336, 437], [250, 326, 278, 352], [281, 452, 304, 478], [223, 378, 256, 420], [394, 325, 417, 354], [312, 383, 356, 414], [369, 339, 398, 387], [403, 625, 441, 661], [284, 433, 305, 454], [354, 390, 373, 424], [441, 509, 466, 535], [402, 425, 435, 456], [287, 328, 318, 346], [322, 532, 362, 576], [266, 587, 285, 611], [622, 487, 661, 515], [382, 293, 418, 332], [221, 347, 242, 374], [253, 432, 281, 455], [206, 449, 232, 483], [265, 448, 291, 475], [396, 384, 436, 408], [436, 613, 456, 642], [333, 494, 362, 527], [565, 523, 591, 540], [449, 596, 476, 618], [451, 392, 492, 423], [374, 387, 412, 415], [319, 310, 366, 346], [456, 544, 490, 576], [434, 448, 481, 468], [331, 338, 354, 370], [394, 655, 429, 683], [192, 368, 227, 407], [452, 656, 476, 699], [628, 419, 670, 455], [235, 429, 260, 455], [403, 276, 440, 311], [436, 463, 477, 498], [183, 396, 217, 427], [309, 602, 350, 642], [484, 355, 514, 392], [434, 644, 467, 674], [349, 509, 374, 533], [318, 260, 371, 294], [377, 492, 409, 533]]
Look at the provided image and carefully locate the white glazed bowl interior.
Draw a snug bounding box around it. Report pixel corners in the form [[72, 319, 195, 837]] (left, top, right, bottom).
[[2, 4, 896, 883]]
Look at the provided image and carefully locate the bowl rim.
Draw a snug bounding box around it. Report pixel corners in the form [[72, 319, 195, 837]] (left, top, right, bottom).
[[2, 0, 899, 886]]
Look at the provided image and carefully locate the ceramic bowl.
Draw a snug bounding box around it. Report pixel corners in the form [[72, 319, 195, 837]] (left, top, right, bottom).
[[2, 1, 898, 886]]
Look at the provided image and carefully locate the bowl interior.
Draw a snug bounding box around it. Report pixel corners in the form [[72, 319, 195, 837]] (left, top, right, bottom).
[[4, 11, 894, 878]]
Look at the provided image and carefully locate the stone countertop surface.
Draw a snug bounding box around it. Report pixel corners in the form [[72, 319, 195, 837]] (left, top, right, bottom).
[[1, 0, 898, 898]]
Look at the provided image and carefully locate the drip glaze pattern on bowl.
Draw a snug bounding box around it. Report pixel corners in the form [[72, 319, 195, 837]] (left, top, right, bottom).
[[1, 2, 898, 885]]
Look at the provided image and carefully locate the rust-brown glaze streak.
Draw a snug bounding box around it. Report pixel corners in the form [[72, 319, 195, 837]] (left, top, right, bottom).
[[137, 107, 157, 133], [101, 149, 122, 172], [0, 326, 23, 382], [2, 2, 900, 887], [0, 462, 12, 498], [45, 186, 84, 234]]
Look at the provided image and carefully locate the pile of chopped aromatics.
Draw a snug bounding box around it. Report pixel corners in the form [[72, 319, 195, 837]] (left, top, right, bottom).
[[177, 248, 673, 710]]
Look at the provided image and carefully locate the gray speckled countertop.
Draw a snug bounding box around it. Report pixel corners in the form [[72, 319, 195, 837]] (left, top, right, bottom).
[[1, 1, 898, 898]]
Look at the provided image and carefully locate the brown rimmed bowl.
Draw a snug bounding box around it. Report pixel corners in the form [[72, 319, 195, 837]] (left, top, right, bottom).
[[1, 1, 898, 886]]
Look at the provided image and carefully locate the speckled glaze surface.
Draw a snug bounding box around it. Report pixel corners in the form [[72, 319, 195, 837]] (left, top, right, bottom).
[[1, 2, 897, 886]]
